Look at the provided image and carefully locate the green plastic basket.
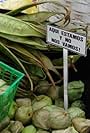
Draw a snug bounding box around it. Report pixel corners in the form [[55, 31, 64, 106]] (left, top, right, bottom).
[[0, 61, 24, 121]]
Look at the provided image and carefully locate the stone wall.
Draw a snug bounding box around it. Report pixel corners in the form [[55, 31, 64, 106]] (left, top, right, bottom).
[[40, 0, 89, 24]]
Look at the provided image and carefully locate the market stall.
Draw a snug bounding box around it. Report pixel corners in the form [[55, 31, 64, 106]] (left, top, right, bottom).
[[0, 0, 90, 133]]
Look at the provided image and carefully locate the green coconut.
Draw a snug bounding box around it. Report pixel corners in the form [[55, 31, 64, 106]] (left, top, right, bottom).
[[15, 106, 33, 125], [68, 81, 84, 102], [67, 107, 85, 120], [35, 80, 50, 94], [71, 100, 85, 110], [22, 125, 36, 133], [55, 98, 64, 108], [32, 108, 50, 130], [72, 117, 90, 133], [45, 105, 71, 129], [32, 95, 52, 112], [32, 105, 71, 130], [9, 121, 24, 133], [60, 80, 84, 102], [46, 86, 60, 100]]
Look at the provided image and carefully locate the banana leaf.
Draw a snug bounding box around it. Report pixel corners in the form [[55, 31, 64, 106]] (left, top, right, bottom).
[[29, 50, 60, 87], [0, 13, 45, 37], [0, 34, 47, 50], [0, 41, 33, 90], [2, 38, 60, 76], [17, 11, 57, 23], [30, 50, 60, 76], [2, 40, 60, 87]]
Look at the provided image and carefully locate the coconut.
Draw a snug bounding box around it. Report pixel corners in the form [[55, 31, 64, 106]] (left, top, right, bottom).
[[59, 81, 84, 102], [32, 105, 71, 130], [46, 86, 60, 100], [55, 98, 64, 108], [22, 125, 36, 133], [72, 117, 90, 133], [15, 106, 33, 125], [35, 80, 50, 94], [9, 121, 24, 133], [45, 105, 71, 129], [32, 95, 52, 112], [71, 100, 85, 110], [32, 108, 49, 130], [67, 107, 85, 120]]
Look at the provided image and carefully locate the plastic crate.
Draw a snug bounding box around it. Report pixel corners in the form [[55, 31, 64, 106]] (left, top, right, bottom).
[[0, 61, 24, 121]]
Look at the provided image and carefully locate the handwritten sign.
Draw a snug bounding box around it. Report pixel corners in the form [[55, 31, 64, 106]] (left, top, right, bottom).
[[47, 25, 87, 56]]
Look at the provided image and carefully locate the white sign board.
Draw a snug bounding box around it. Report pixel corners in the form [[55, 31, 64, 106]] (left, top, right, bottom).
[[47, 25, 87, 56]]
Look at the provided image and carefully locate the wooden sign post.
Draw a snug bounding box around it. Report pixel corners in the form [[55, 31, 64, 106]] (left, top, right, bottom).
[[47, 25, 86, 109]]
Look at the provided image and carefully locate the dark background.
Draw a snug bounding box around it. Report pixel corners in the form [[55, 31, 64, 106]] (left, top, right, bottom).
[[69, 49, 90, 118]]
